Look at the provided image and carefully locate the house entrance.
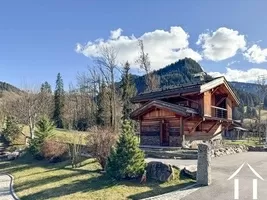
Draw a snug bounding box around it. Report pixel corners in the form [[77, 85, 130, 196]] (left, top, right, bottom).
[[161, 121, 169, 146]]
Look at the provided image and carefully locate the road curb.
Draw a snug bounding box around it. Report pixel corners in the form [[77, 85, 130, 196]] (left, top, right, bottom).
[[7, 174, 20, 200]]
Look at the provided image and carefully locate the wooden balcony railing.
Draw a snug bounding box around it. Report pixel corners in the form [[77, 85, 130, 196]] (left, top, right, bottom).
[[211, 106, 227, 119]]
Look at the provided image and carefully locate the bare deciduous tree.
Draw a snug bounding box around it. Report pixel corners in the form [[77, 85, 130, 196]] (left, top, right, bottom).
[[256, 75, 267, 123], [4, 87, 53, 139], [136, 40, 160, 91], [95, 45, 119, 130], [87, 126, 117, 169], [256, 75, 267, 145]]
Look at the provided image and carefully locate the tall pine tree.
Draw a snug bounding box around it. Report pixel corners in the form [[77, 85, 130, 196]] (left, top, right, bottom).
[[53, 73, 65, 128], [96, 79, 110, 127], [121, 62, 136, 120]]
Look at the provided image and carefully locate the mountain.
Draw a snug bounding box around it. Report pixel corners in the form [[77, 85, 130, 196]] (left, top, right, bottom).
[[134, 58, 212, 93], [230, 81, 260, 96], [0, 82, 22, 99]]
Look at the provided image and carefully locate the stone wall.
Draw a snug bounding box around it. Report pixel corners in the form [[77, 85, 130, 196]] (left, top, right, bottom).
[[140, 136, 160, 146], [169, 136, 180, 146], [211, 145, 248, 158]]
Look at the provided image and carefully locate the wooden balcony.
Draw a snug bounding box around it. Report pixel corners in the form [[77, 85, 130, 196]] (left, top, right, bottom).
[[211, 106, 227, 119]]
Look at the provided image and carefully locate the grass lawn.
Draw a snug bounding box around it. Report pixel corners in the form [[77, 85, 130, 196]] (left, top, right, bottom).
[[223, 138, 263, 146], [1, 155, 194, 200], [13, 126, 89, 146]]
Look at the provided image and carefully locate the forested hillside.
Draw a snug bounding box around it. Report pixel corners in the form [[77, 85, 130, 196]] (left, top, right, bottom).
[[0, 81, 21, 94], [231, 81, 260, 95], [0, 81, 22, 99], [134, 58, 212, 92]]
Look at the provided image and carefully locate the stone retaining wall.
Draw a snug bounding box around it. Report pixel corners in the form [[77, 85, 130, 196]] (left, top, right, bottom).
[[211, 145, 248, 158]]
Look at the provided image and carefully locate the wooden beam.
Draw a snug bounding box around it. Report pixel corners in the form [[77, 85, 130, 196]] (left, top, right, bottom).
[[160, 120, 163, 146], [180, 116, 184, 143], [184, 116, 192, 122], [179, 96, 200, 104], [215, 96, 227, 106], [206, 121, 219, 134], [211, 87, 220, 95], [189, 120, 203, 134]]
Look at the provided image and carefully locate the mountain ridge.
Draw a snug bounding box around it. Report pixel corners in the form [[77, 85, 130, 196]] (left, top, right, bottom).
[[132, 58, 260, 96]]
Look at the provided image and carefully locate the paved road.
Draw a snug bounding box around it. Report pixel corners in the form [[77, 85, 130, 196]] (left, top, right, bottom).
[[182, 152, 267, 200], [0, 174, 15, 200], [147, 152, 267, 200]]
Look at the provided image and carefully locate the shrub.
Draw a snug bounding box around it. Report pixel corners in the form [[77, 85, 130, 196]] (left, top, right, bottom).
[[2, 116, 21, 145], [28, 116, 55, 159], [41, 140, 69, 163], [106, 120, 146, 180], [68, 133, 83, 168], [87, 126, 117, 169]]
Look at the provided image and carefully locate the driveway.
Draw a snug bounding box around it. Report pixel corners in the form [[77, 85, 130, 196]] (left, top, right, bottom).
[[147, 152, 267, 200], [183, 152, 267, 200], [0, 174, 16, 200]]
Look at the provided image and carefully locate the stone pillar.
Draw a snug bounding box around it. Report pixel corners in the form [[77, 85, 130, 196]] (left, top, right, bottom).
[[197, 143, 211, 186]]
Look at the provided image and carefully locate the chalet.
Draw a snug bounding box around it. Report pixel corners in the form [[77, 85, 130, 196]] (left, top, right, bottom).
[[130, 76, 240, 147]]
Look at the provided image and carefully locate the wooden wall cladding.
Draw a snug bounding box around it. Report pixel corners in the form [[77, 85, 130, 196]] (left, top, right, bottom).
[[141, 124, 160, 136], [142, 108, 177, 119], [141, 131, 160, 136]]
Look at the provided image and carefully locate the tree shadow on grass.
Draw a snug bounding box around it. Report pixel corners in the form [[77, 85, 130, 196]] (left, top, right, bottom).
[[19, 174, 118, 200], [14, 166, 101, 193], [20, 174, 196, 200]]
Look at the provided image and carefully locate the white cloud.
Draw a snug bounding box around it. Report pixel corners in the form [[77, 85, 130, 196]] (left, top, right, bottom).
[[227, 60, 240, 66], [197, 27, 246, 61], [243, 44, 267, 63], [75, 26, 202, 70], [209, 67, 267, 82], [110, 28, 123, 40]]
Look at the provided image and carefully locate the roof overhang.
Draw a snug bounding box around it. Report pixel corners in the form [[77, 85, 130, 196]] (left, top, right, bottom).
[[200, 77, 240, 105], [130, 100, 198, 120], [131, 84, 201, 103]]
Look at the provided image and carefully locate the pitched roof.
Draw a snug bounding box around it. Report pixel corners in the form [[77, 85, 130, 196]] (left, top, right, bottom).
[[130, 100, 199, 119], [131, 83, 201, 103], [131, 76, 240, 105]]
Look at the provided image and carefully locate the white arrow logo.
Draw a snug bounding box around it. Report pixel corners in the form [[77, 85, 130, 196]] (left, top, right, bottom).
[[228, 163, 264, 200]]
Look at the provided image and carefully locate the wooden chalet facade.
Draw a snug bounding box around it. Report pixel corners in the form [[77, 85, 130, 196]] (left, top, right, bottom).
[[130, 77, 240, 147]]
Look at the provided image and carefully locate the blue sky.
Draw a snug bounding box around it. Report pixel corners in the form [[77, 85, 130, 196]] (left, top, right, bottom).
[[1, 1, 267, 89]]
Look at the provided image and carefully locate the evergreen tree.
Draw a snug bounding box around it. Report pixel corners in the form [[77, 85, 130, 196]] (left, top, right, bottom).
[[264, 95, 267, 109], [106, 120, 146, 180], [41, 81, 52, 94], [53, 73, 65, 128], [246, 106, 250, 117], [2, 116, 21, 144], [121, 62, 136, 120], [252, 108, 258, 118], [96, 80, 110, 126], [35, 116, 55, 137], [29, 116, 55, 159]]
